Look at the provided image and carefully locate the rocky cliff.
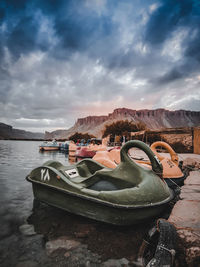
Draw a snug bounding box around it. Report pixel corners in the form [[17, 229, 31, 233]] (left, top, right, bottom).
[[0, 123, 44, 140], [45, 108, 200, 139]]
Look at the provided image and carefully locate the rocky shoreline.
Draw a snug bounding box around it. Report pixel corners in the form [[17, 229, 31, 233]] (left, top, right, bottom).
[[8, 204, 172, 267], [0, 157, 200, 267]]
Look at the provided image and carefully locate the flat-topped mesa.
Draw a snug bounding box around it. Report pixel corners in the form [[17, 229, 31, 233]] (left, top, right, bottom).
[[110, 108, 184, 118], [108, 108, 137, 119], [76, 116, 108, 126], [44, 108, 200, 139], [74, 108, 200, 129], [76, 108, 200, 124]]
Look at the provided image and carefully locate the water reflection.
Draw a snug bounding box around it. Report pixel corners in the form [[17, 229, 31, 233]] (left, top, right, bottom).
[[0, 140, 70, 240]]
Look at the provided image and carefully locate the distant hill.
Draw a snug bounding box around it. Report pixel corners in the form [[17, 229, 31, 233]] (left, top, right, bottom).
[[0, 123, 44, 140], [45, 108, 200, 139]]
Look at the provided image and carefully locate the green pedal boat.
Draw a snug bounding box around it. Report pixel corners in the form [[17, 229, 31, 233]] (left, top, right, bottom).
[[26, 140, 174, 225]]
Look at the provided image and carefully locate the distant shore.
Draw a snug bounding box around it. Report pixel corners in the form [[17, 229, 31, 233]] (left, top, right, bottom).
[[0, 138, 44, 141], [0, 138, 70, 141]]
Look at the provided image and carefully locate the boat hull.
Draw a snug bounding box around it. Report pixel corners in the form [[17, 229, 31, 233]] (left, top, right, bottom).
[[76, 147, 96, 159], [165, 174, 186, 188], [39, 146, 59, 151], [29, 179, 173, 225]]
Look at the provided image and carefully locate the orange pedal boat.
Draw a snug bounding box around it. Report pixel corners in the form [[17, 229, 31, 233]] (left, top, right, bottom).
[[149, 141, 185, 187], [93, 141, 185, 187]]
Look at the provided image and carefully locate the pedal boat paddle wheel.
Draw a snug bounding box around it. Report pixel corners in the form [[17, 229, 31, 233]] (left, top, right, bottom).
[[26, 141, 174, 225]]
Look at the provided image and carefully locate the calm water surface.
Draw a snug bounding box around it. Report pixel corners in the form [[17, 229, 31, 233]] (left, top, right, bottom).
[[0, 140, 70, 238]]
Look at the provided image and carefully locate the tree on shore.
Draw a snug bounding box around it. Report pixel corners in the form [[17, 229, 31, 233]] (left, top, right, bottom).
[[102, 120, 146, 138], [68, 132, 96, 143]]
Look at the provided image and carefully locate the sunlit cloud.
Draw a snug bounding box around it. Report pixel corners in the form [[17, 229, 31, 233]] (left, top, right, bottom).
[[0, 0, 200, 132]]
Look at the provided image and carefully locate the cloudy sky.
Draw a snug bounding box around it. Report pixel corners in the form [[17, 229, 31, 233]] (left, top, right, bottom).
[[0, 0, 200, 133]]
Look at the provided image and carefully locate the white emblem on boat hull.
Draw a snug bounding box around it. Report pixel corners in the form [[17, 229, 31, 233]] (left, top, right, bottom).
[[65, 168, 78, 178], [41, 169, 50, 181]]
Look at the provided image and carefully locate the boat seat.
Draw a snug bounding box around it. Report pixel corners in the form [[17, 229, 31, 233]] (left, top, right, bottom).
[[68, 160, 134, 191], [44, 158, 141, 191], [76, 159, 105, 178], [87, 180, 119, 191], [80, 168, 135, 191], [73, 158, 140, 191]]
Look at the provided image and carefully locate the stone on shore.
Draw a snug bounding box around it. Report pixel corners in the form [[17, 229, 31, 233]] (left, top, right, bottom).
[[102, 258, 129, 267], [19, 224, 36, 236], [45, 236, 81, 256], [168, 170, 200, 266], [182, 157, 200, 169]]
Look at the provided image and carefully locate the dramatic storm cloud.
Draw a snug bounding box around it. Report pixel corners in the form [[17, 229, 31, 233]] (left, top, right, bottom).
[[0, 0, 200, 132]]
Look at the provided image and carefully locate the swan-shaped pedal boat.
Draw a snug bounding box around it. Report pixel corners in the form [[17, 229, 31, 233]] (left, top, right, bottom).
[[147, 141, 185, 187], [93, 141, 185, 188], [26, 141, 175, 225]]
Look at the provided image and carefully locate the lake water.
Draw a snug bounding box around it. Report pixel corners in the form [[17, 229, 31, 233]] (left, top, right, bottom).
[[1, 140, 147, 267], [0, 140, 184, 266], [0, 140, 70, 240]]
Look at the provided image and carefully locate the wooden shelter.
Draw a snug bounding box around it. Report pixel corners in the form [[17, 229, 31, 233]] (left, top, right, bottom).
[[193, 127, 200, 154]]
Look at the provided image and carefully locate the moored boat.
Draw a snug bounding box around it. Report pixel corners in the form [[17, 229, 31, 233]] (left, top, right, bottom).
[[75, 138, 113, 159], [149, 141, 185, 187], [26, 140, 174, 225], [68, 141, 78, 157], [93, 141, 185, 188], [59, 141, 70, 152], [92, 148, 120, 168], [75, 146, 97, 159], [39, 140, 60, 151]]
